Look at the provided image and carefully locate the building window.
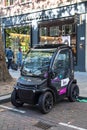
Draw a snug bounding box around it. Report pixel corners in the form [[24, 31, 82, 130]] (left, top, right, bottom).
[[21, 0, 31, 3], [62, 24, 76, 35], [4, 0, 15, 6], [40, 27, 48, 36], [3, 0, 32, 6], [0, 0, 2, 4], [50, 26, 59, 36], [5, 26, 31, 60], [62, 24, 72, 35], [21, 0, 25, 2], [10, 0, 14, 5]]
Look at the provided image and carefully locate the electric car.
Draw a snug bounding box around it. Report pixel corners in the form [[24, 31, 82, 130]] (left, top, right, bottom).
[[11, 44, 79, 114]]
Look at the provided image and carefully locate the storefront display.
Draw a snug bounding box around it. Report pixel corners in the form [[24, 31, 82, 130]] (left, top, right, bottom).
[[5, 26, 31, 61]]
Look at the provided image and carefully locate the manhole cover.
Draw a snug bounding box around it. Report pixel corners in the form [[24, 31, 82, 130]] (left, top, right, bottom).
[[34, 121, 52, 130]]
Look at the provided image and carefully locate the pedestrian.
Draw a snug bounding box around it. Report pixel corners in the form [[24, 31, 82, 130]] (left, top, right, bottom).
[[57, 36, 62, 44], [6, 47, 14, 69], [16, 47, 23, 68]]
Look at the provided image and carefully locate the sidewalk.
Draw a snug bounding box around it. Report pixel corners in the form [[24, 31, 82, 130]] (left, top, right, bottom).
[[0, 69, 87, 103], [0, 69, 20, 103], [75, 72, 87, 98]]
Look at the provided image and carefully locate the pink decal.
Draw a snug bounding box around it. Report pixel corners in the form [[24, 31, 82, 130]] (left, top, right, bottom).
[[59, 87, 67, 95], [44, 72, 48, 78], [51, 77, 60, 83]]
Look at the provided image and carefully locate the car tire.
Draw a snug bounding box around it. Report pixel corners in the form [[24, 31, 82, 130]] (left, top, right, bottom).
[[38, 92, 53, 114], [68, 84, 79, 102], [11, 89, 24, 107]]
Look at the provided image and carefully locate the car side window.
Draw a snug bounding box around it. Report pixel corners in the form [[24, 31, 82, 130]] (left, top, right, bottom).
[[52, 49, 70, 79]]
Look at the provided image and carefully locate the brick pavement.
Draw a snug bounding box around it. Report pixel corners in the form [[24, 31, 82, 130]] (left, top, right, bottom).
[[0, 100, 87, 130], [0, 111, 41, 130]]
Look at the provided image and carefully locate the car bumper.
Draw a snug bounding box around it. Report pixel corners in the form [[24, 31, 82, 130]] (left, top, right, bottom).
[[14, 86, 44, 105]]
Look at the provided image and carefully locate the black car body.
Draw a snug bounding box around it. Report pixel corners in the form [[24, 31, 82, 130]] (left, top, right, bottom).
[[11, 44, 79, 114]]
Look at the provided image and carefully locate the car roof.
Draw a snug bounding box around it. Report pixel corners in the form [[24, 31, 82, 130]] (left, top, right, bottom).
[[33, 43, 69, 49]]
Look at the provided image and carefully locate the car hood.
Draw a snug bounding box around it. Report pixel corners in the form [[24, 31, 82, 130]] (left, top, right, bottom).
[[17, 76, 47, 86]]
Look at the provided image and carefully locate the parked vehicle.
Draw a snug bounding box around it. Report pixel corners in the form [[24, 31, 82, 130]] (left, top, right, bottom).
[[11, 44, 79, 114]]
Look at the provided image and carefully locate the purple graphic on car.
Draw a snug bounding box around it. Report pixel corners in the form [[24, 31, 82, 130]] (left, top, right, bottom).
[[44, 72, 48, 78], [51, 77, 60, 83], [59, 87, 67, 95]]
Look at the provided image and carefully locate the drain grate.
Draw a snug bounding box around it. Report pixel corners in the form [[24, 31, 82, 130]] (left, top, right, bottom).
[[34, 121, 52, 130]]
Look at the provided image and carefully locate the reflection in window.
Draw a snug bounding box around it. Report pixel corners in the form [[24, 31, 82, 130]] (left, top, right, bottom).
[[6, 26, 31, 60], [23, 50, 54, 76], [50, 26, 59, 36], [40, 27, 47, 36], [52, 49, 70, 79]]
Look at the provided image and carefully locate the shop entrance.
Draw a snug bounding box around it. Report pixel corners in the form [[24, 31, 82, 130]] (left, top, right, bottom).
[[5, 25, 31, 62], [38, 18, 77, 65]]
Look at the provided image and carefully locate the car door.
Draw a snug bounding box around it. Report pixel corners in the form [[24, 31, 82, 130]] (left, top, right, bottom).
[[51, 48, 70, 90]]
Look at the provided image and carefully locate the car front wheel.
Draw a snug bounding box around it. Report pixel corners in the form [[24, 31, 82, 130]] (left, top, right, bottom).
[[11, 89, 24, 107], [38, 92, 53, 114]]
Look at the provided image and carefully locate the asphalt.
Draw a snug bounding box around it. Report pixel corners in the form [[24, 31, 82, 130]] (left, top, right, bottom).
[[0, 69, 87, 103]]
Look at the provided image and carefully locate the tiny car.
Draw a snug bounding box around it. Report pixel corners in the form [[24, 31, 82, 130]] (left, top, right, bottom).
[[11, 44, 79, 114]]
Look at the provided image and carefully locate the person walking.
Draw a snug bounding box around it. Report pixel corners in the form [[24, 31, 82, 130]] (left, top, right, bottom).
[[6, 47, 14, 69], [16, 47, 23, 68]]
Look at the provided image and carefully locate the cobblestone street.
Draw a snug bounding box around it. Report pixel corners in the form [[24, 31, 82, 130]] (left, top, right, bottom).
[[0, 100, 87, 130]]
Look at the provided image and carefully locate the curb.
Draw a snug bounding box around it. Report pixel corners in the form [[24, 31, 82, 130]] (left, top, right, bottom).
[[0, 94, 11, 104]]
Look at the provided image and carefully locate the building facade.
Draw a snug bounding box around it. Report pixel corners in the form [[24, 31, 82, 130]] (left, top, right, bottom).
[[0, 0, 87, 71]]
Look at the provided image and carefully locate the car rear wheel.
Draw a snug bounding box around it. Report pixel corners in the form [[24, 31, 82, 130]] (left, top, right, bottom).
[[11, 89, 24, 107], [68, 84, 79, 102], [38, 92, 53, 114]]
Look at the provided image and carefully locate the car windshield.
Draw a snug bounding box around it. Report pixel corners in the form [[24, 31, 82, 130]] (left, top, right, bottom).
[[22, 49, 55, 77]]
